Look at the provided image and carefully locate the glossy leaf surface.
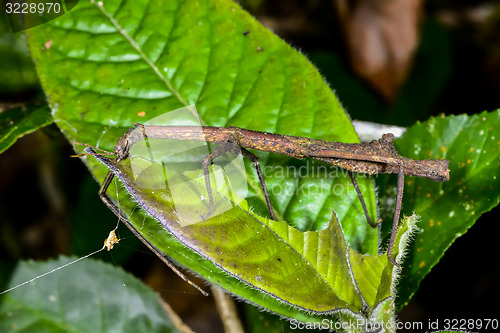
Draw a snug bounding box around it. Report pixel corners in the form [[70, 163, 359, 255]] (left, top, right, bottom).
[[393, 110, 500, 307], [25, 0, 378, 252], [23, 0, 385, 319]]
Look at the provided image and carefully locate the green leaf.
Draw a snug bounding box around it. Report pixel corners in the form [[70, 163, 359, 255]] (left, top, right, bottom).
[[25, 0, 378, 253], [91, 149, 365, 313], [349, 250, 391, 310], [393, 110, 500, 308], [0, 257, 182, 333], [24, 0, 385, 321], [92, 147, 398, 324], [0, 106, 53, 154]]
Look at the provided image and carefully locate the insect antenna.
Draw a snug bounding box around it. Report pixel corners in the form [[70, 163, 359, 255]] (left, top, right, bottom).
[[71, 141, 115, 158]]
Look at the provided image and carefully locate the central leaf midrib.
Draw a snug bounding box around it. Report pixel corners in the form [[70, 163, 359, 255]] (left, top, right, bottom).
[[93, 1, 188, 107]]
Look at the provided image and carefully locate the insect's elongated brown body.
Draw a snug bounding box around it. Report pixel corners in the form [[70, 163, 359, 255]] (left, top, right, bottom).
[[116, 125, 450, 182], [91, 124, 449, 271]]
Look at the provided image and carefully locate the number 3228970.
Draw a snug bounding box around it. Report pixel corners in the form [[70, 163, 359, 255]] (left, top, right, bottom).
[[5, 2, 61, 14]]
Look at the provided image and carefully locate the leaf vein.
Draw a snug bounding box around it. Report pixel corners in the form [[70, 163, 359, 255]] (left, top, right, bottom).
[[93, 0, 188, 106]]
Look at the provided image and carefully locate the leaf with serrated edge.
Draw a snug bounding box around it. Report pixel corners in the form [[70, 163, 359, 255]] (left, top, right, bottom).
[[258, 213, 363, 310], [94, 152, 365, 313], [394, 110, 500, 308], [349, 250, 392, 310], [24, 0, 387, 321]]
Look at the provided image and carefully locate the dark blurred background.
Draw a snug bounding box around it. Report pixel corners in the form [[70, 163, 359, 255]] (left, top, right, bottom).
[[1, 1, 499, 332]]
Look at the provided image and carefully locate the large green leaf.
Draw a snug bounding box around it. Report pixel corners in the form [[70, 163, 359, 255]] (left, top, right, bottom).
[[392, 110, 500, 308], [23, 0, 387, 322], [0, 257, 182, 333], [0, 105, 53, 154], [90, 150, 396, 318], [242, 215, 418, 332], [25, 0, 378, 252]]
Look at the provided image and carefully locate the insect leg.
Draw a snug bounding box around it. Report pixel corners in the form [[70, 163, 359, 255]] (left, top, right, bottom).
[[97, 168, 209, 296], [387, 166, 404, 270], [348, 171, 379, 227], [240, 148, 276, 220], [201, 143, 238, 220], [137, 123, 155, 162]]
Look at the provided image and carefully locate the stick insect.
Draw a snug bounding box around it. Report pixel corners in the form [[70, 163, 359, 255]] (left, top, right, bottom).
[[79, 124, 449, 271]]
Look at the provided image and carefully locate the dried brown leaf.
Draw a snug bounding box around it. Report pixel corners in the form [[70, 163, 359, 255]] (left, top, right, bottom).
[[338, 0, 423, 101]]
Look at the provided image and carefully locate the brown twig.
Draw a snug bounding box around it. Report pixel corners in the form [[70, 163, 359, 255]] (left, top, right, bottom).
[[211, 285, 245, 333], [159, 297, 196, 333]]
